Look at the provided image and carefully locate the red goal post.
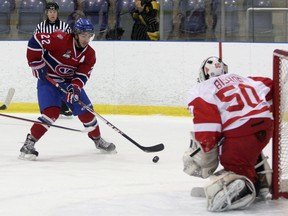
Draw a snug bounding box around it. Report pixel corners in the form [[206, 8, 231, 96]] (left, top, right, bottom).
[[272, 49, 288, 199]]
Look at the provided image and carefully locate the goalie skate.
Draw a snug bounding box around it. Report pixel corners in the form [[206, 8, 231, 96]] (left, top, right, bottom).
[[255, 152, 272, 199]]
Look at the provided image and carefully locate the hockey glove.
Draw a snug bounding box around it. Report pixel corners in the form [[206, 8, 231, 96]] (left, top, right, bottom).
[[29, 60, 48, 81], [183, 133, 219, 178], [65, 84, 81, 104]]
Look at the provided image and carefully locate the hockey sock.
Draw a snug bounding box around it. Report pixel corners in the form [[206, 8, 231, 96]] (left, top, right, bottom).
[[31, 107, 60, 140], [78, 111, 101, 139]]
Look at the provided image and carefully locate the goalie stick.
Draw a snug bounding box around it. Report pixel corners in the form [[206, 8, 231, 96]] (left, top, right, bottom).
[[188, 138, 225, 198], [0, 88, 15, 110], [46, 76, 165, 153], [0, 113, 95, 133], [190, 137, 224, 157], [191, 187, 206, 198]]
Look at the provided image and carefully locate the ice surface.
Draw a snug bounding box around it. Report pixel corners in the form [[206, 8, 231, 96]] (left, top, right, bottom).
[[0, 114, 287, 216]]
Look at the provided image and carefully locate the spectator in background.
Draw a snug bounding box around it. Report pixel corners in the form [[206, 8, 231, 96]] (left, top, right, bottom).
[[97, 0, 125, 40], [131, 0, 159, 40], [67, 10, 86, 30], [170, 0, 217, 41], [34, 1, 73, 117]]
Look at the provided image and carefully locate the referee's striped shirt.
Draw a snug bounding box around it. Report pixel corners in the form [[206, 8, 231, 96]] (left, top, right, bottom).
[[34, 18, 72, 34]]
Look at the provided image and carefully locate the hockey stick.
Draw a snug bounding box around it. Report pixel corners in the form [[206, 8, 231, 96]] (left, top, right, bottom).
[[189, 138, 225, 198], [191, 186, 205, 198], [0, 88, 15, 110], [46, 76, 165, 153], [219, 41, 222, 60], [190, 137, 224, 157], [187, 137, 223, 198], [0, 113, 94, 133]]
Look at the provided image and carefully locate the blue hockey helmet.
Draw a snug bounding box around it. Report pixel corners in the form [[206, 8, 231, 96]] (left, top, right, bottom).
[[73, 18, 94, 35]]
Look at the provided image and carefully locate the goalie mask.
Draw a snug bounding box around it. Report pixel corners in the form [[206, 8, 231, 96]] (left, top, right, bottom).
[[198, 57, 228, 83]]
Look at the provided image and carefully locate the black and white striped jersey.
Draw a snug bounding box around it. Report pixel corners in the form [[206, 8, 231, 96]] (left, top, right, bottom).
[[34, 18, 72, 34]]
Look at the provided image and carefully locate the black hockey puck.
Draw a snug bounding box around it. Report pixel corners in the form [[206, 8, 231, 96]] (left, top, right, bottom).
[[152, 156, 159, 163]]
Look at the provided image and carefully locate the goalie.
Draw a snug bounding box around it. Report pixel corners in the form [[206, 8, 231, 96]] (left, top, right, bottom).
[[183, 57, 273, 211]]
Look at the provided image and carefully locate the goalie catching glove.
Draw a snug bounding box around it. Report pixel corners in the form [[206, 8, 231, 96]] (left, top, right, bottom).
[[65, 84, 81, 104], [183, 133, 219, 178]]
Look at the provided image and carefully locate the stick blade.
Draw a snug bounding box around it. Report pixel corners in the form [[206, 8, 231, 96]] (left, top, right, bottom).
[[0, 104, 7, 110], [141, 143, 165, 153], [4, 88, 15, 107], [191, 187, 206, 198]]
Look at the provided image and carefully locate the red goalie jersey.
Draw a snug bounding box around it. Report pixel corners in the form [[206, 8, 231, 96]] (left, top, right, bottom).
[[187, 73, 273, 152], [26, 31, 96, 89]]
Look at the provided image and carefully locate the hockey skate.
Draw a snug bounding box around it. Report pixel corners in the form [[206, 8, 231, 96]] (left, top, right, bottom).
[[59, 102, 73, 118], [18, 134, 39, 161], [60, 110, 73, 117], [255, 153, 273, 198], [92, 137, 116, 153], [256, 173, 271, 198]]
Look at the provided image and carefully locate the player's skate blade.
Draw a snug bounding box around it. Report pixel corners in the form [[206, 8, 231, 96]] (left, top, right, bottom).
[[18, 134, 39, 161], [98, 149, 118, 154], [18, 153, 37, 161]]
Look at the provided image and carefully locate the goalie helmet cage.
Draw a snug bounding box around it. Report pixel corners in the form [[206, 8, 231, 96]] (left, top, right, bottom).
[[272, 49, 288, 199]]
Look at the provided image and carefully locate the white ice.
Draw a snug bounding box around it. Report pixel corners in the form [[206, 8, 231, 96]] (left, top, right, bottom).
[[0, 114, 287, 216]]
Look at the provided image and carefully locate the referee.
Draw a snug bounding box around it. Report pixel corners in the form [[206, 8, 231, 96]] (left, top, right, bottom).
[[34, 1, 71, 34], [34, 1, 73, 117]]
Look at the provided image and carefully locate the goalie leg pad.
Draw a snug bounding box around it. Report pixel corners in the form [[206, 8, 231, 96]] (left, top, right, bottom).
[[205, 170, 256, 212]]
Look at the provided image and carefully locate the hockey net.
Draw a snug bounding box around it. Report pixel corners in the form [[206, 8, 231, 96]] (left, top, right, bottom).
[[272, 49, 288, 199]]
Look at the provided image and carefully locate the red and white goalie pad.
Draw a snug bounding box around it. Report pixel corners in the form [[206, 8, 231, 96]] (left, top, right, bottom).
[[205, 170, 256, 212]]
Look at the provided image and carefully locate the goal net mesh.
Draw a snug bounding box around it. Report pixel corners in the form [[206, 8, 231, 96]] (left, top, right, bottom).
[[273, 49, 288, 199]]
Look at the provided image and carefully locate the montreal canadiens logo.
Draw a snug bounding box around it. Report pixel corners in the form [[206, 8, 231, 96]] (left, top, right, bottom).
[[63, 50, 72, 59], [55, 65, 75, 77]]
